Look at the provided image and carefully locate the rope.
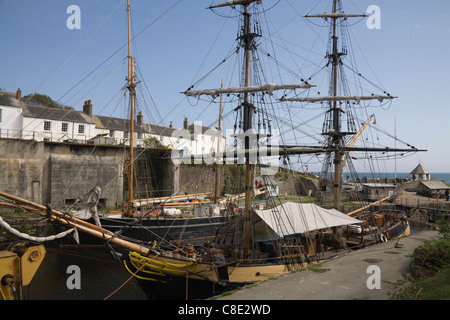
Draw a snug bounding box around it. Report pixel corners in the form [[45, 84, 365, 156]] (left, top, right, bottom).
[[103, 253, 156, 300], [0, 215, 77, 242]]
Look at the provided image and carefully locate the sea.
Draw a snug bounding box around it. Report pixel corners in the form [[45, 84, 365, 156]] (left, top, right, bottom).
[[345, 172, 450, 184]]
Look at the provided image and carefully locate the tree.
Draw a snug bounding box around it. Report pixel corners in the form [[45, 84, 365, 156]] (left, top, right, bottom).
[[22, 93, 73, 110], [143, 136, 167, 149]]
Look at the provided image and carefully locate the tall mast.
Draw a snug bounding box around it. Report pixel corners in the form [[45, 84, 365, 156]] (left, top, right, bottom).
[[331, 0, 341, 209], [242, 3, 254, 263], [301, 0, 366, 210], [214, 80, 224, 204], [185, 0, 313, 261], [127, 0, 136, 216]]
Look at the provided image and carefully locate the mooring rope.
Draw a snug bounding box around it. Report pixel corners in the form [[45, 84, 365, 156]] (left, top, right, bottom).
[[0, 215, 78, 242]]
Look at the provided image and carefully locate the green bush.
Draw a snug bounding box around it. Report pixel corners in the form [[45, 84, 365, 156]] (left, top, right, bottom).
[[412, 237, 450, 272], [412, 215, 450, 272], [389, 217, 450, 300]]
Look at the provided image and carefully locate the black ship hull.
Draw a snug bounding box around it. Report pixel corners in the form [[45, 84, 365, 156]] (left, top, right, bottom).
[[59, 215, 235, 247]]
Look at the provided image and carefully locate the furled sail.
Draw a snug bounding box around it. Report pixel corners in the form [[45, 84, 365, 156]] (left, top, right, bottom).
[[183, 83, 314, 99], [305, 13, 367, 20], [281, 95, 396, 104], [207, 0, 261, 9]]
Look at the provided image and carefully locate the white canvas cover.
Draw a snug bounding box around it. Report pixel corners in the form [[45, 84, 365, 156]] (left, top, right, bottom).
[[71, 186, 102, 227], [255, 202, 362, 238]]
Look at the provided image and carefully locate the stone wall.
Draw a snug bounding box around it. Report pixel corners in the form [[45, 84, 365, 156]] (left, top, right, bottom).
[[0, 140, 48, 203], [177, 164, 221, 196], [0, 140, 176, 209]]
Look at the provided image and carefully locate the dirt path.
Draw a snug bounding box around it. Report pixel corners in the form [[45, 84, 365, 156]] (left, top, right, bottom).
[[215, 229, 439, 300]]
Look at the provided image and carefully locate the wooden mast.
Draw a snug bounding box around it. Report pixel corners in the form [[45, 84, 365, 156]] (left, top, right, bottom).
[[331, 0, 341, 210], [127, 0, 136, 216], [242, 2, 254, 263], [214, 80, 223, 204]]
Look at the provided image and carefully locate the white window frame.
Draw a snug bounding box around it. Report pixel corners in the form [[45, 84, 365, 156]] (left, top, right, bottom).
[[44, 121, 51, 131]]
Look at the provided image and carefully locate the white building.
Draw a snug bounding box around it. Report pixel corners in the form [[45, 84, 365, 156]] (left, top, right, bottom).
[[0, 89, 225, 156], [410, 163, 430, 181]]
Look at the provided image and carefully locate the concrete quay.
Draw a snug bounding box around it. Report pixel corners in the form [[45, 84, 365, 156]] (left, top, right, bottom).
[[216, 229, 440, 300]]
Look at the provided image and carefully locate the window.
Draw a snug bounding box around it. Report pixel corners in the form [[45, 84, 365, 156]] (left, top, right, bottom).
[[44, 121, 51, 131], [61, 123, 68, 132], [0, 109, 2, 122], [78, 124, 85, 134], [109, 130, 115, 138]]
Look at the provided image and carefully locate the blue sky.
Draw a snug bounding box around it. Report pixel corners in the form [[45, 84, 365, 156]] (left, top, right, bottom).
[[1, 0, 449, 173]]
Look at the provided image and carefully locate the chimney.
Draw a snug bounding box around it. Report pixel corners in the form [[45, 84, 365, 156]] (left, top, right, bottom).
[[83, 99, 93, 117], [169, 121, 173, 128], [137, 111, 143, 125], [16, 88, 22, 102], [183, 117, 189, 130]]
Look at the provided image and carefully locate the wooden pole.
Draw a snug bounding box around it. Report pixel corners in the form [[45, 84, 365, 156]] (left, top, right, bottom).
[[127, 0, 136, 216], [0, 190, 150, 255], [242, 4, 253, 263], [214, 80, 223, 204], [347, 196, 391, 216], [331, 0, 341, 210]]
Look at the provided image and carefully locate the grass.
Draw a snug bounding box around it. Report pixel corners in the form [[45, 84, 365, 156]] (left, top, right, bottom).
[[389, 216, 450, 300], [307, 262, 329, 273], [419, 269, 450, 299], [389, 268, 450, 300]]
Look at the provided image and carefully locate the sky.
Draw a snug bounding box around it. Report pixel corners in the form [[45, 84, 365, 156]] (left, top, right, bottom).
[[1, 0, 449, 173]]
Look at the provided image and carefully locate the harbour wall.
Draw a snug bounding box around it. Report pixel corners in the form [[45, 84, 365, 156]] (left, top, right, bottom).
[[0, 139, 177, 209]]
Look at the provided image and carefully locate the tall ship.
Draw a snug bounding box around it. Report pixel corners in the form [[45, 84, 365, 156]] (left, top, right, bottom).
[[118, 0, 422, 299], [0, 0, 424, 300]]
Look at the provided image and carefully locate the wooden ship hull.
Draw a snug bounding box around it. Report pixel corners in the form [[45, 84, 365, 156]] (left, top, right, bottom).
[[121, 240, 330, 300], [66, 214, 234, 247], [0, 0, 425, 302], [345, 210, 410, 248]]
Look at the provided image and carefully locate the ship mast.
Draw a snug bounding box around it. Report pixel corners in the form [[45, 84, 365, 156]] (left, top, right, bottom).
[[304, 0, 367, 210], [126, 0, 136, 216], [241, 2, 254, 262], [185, 0, 313, 263], [330, 0, 341, 209]]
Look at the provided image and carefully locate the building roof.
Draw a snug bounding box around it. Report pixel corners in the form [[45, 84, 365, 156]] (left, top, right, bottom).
[[420, 180, 450, 190], [0, 91, 191, 136], [94, 115, 149, 134], [145, 123, 177, 137], [0, 91, 22, 108], [1, 91, 93, 124], [410, 163, 430, 174], [22, 104, 94, 124]]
